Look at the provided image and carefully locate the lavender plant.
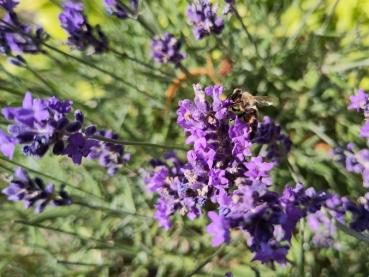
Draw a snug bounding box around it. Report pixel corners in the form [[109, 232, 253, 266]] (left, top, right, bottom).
[[1, 0, 369, 276], [0, 92, 130, 174], [2, 167, 72, 213]]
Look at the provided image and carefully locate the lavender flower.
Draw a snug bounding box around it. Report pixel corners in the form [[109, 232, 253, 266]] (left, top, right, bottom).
[[337, 90, 369, 187], [206, 211, 230, 246], [145, 83, 298, 263], [253, 116, 291, 162], [348, 89, 368, 112], [88, 130, 130, 176], [64, 133, 98, 164], [2, 168, 72, 213], [0, 3, 47, 56], [1, 92, 130, 174], [0, 129, 15, 158], [223, 0, 234, 15], [104, 0, 138, 19], [59, 1, 108, 53], [307, 210, 337, 248], [0, 0, 18, 11], [187, 0, 224, 40], [151, 33, 185, 66]]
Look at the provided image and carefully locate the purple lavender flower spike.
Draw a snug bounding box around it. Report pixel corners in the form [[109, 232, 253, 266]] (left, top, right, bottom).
[[64, 133, 98, 165], [1, 91, 130, 174], [59, 1, 108, 53], [0, 0, 19, 11], [360, 121, 369, 138], [206, 211, 230, 246], [151, 33, 185, 66], [104, 0, 139, 19], [187, 0, 224, 40], [0, 129, 15, 158], [348, 89, 368, 112], [307, 210, 337, 248], [253, 116, 291, 162], [145, 83, 305, 264], [2, 167, 72, 213], [88, 130, 130, 175], [0, 8, 47, 56]]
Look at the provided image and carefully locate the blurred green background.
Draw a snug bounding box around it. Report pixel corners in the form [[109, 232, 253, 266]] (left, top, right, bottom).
[[1, 0, 369, 276]]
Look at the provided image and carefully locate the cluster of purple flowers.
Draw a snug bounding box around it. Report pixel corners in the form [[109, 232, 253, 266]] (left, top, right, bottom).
[[253, 116, 292, 162], [89, 130, 131, 176], [186, 0, 224, 40], [145, 84, 301, 263], [334, 143, 369, 187], [334, 89, 369, 187], [307, 209, 338, 248], [59, 1, 108, 53], [0, 0, 47, 56], [151, 33, 185, 66], [0, 92, 130, 175], [104, 0, 138, 19], [2, 167, 72, 213], [145, 84, 369, 263]]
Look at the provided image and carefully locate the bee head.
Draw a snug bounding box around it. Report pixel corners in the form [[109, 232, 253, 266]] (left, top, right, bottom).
[[230, 88, 242, 102]]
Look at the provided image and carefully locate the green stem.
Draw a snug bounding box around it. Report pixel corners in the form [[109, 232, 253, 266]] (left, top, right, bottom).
[[178, 63, 193, 80], [185, 246, 224, 277], [232, 7, 261, 58], [24, 65, 56, 96], [0, 85, 24, 96], [57, 260, 109, 267], [322, 58, 369, 73], [119, 2, 156, 36], [135, 15, 156, 37], [14, 220, 109, 244], [42, 43, 153, 98], [110, 48, 175, 79], [92, 134, 188, 151], [74, 200, 153, 219], [0, 156, 103, 200], [336, 221, 369, 244]]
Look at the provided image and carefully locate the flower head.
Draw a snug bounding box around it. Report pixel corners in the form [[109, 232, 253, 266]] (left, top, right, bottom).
[[348, 89, 369, 112], [151, 33, 185, 65], [1, 92, 130, 174], [206, 211, 230, 246], [0, 9, 47, 56], [0, 0, 19, 11], [59, 1, 108, 53], [187, 0, 224, 40], [104, 0, 138, 19], [2, 168, 72, 213]]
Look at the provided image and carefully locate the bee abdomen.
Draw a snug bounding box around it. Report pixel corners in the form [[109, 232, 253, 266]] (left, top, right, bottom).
[[242, 108, 258, 139]]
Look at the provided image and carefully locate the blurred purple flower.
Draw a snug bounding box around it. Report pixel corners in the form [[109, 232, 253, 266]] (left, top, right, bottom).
[[0, 8, 47, 56], [253, 116, 291, 161], [360, 121, 369, 138], [348, 89, 368, 112], [0, 129, 15, 158], [64, 133, 98, 164], [59, 1, 108, 53], [151, 33, 185, 65], [0, 0, 18, 11], [88, 130, 130, 175], [187, 0, 224, 40], [206, 211, 230, 246], [104, 0, 138, 19], [2, 167, 72, 213], [307, 210, 337, 248]]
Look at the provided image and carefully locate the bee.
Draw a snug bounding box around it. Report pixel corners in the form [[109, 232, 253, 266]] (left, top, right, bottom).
[[228, 88, 277, 138]]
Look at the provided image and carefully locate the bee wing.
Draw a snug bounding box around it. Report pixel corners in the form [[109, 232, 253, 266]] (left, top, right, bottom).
[[253, 96, 278, 107]]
